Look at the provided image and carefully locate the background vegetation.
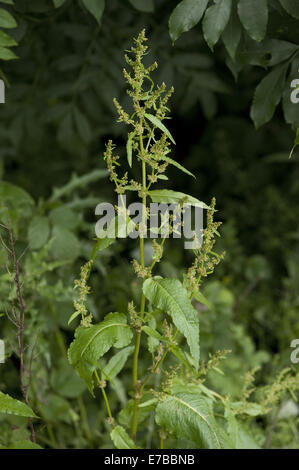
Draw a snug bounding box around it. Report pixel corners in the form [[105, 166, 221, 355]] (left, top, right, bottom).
[[0, 0, 298, 449]]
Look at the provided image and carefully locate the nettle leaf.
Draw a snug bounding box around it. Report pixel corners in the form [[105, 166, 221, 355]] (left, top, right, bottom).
[[128, 0, 154, 13], [203, 0, 232, 50], [7, 441, 43, 449], [279, 0, 299, 19], [169, 0, 209, 43], [110, 425, 140, 449], [68, 313, 132, 394], [82, 0, 105, 24], [148, 189, 210, 209], [155, 383, 228, 448], [0, 392, 38, 418], [0, 7, 17, 28], [28, 216, 50, 250], [250, 62, 288, 128], [101, 346, 134, 382], [157, 155, 195, 178], [144, 113, 175, 144], [222, 3, 242, 59], [238, 0, 268, 42], [143, 278, 200, 369]]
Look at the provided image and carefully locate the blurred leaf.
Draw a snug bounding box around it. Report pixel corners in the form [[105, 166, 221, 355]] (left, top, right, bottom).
[[49, 206, 78, 230], [279, 0, 299, 19], [169, 0, 209, 42], [28, 216, 50, 250], [222, 3, 241, 59], [128, 0, 154, 13], [250, 63, 288, 128], [238, 0, 268, 42], [50, 358, 86, 398], [51, 225, 80, 261], [53, 0, 66, 7], [7, 441, 42, 449], [0, 30, 16, 46], [0, 45, 17, 60], [82, 0, 105, 24], [203, 0, 232, 50], [74, 107, 92, 144], [0, 7, 17, 28]]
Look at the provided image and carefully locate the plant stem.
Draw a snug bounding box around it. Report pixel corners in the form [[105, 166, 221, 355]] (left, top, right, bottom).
[[131, 137, 147, 441], [95, 370, 113, 420]]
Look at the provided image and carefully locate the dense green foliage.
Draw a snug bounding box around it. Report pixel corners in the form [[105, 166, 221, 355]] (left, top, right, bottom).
[[0, 0, 299, 449]]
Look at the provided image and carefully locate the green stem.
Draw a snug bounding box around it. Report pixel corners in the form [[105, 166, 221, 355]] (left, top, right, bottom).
[[131, 137, 147, 441], [95, 370, 113, 420]]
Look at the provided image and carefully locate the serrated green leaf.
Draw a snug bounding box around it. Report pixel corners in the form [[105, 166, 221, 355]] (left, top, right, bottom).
[[238, 0, 268, 42], [110, 425, 140, 449], [82, 0, 105, 24], [143, 278, 200, 369], [28, 216, 50, 250], [169, 0, 209, 43], [203, 0, 232, 50], [148, 189, 210, 209], [144, 113, 175, 144], [279, 0, 299, 19], [68, 313, 132, 394], [250, 63, 288, 128], [0, 392, 38, 418], [155, 384, 227, 448]]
